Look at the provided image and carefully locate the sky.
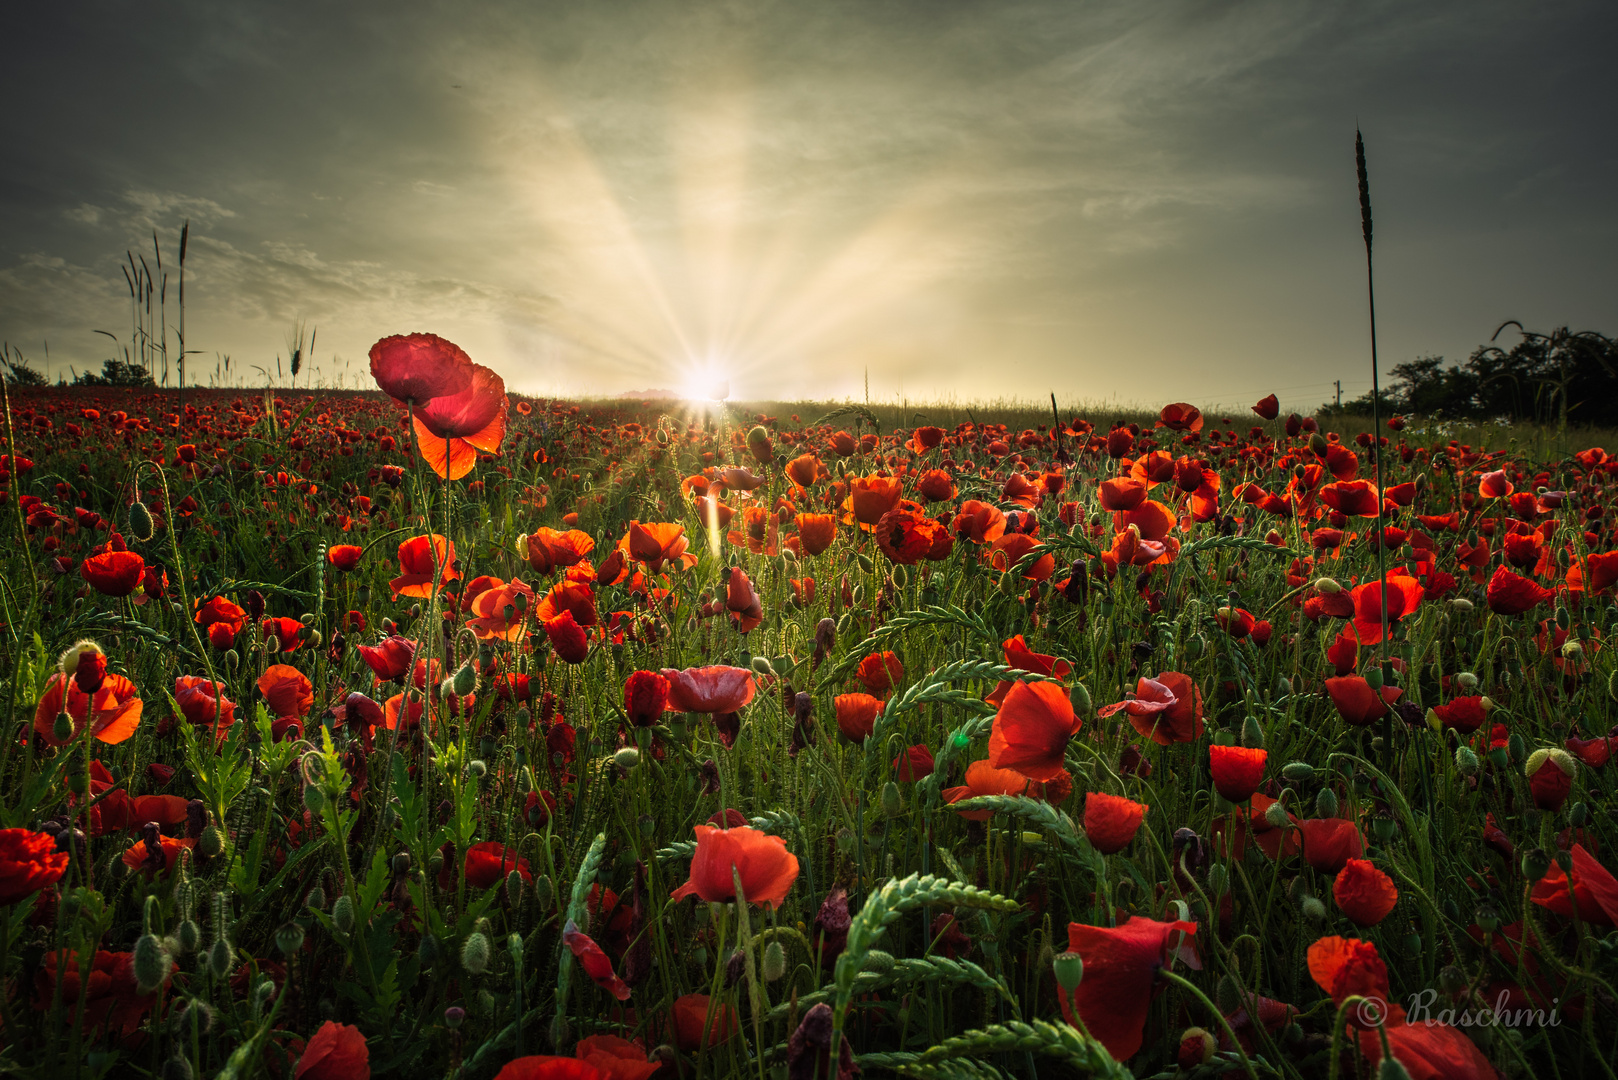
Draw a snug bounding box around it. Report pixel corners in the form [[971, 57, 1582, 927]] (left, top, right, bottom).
[[2, 1, 1614, 412]]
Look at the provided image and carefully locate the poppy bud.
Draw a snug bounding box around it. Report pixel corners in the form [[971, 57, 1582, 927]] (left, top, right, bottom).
[[208, 938, 234, 980], [264, 635, 280, 655], [1506, 733, 1526, 764], [332, 895, 355, 934], [223, 649, 240, 671], [1215, 974, 1242, 1015], [163, 1056, 195, 1080], [534, 875, 555, 909], [762, 940, 787, 982], [1455, 671, 1478, 691], [129, 500, 155, 542], [305, 886, 326, 912], [613, 747, 640, 770], [1309, 433, 1329, 455], [1521, 847, 1551, 882], [1450, 597, 1474, 614], [1562, 639, 1583, 661], [52, 710, 73, 742], [890, 563, 909, 589], [174, 919, 200, 953], [1052, 950, 1084, 991], [468, 760, 487, 779], [1276, 675, 1292, 697], [303, 784, 326, 814], [1316, 787, 1339, 818], [198, 825, 226, 859], [305, 629, 322, 648], [750, 656, 775, 676], [747, 425, 773, 464], [1314, 577, 1342, 595], [1177, 1028, 1217, 1070], [418, 935, 440, 968], [1282, 762, 1314, 783], [134, 933, 172, 994], [1378, 1055, 1415, 1080], [1207, 864, 1229, 896], [461, 931, 491, 975], [506, 870, 525, 906], [881, 781, 903, 818], [856, 552, 875, 573], [1241, 716, 1264, 748], [1555, 604, 1571, 630], [444, 1005, 466, 1029], [1570, 801, 1588, 827], [1264, 800, 1290, 829], [1068, 681, 1091, 716], [1301, 897, 1327, 921], [275, 921, 305, 955]]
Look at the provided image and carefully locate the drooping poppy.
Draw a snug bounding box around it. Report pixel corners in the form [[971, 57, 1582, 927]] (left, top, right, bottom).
[[661, 666, 756, 714], [545, 611, 591, 664], [1083, 792, 1147, 854], [987, 680, 1082, 782], [1056, 916, 1199, 1061], [33, 672, 143, 748], [1209, 745, 1266, 803], [1333, 858, 1398, 926], [670, 824, 799, 908], [623, 671, 669, 727], [833, 693, 883, 743], [562, 920, 630, 1001], [1324, 676, 1403, 726], [390, 535, 460, 598]]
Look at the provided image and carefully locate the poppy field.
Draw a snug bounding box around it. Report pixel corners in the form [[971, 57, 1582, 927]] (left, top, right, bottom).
[[4, 333, 1618, 1080]]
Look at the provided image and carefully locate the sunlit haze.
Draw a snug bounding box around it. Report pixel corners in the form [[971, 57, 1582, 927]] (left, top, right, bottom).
[[2, 1, 1614, 411]]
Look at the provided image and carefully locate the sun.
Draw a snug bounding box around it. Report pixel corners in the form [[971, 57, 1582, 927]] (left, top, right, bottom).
[[680, 362, 731, 403]]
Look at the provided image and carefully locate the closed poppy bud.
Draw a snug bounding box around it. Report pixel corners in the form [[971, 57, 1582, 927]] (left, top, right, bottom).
[[461, 931, 491, 974], [1570, 801, 1588, 827], [1301, 896, 1327, 921], [133, 933, 171, 994], [208, 938, 234, 980], [1525, 748, 1576, 811], [1264, 800, 1291, 829], [332, 895, 354, 933], [762, 940, 786, 982], [881, 781, 903, 818], [1241, 715, 1264, 748], [1052, 950, 1084, 991], [305, 890, 326, 917], [1069, 682, 1091, 715], [1281, 762, 1314, 782], [613, 747, 640, 770], [1177, 1028, 1217, 1070], [1207, 863, 1229, 896], [1316, 787, 1339, 818], [176, 919, 201, 953], [1378, 1057, 1415, 1080], [52, 710, 73, 742], [452, 662, 478, 697], [444, 1005, 465, 1029], [128, 500, 155, 542]]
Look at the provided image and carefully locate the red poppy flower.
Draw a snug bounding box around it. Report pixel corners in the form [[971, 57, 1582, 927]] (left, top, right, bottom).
[[834, 693, 883, 743], [1306, 935, 1391, 1018], [1083, 792, 1147, 854], [0, 828, 70, 905], [194, 596, 247, 646], [908, 425, 946, 453], [81, 550, 145, 597], [369, 332, 475, 405], [1113, 500, 1176, 543], [1319, 480, 1380, 517], [1485, 564, 1554, 616], [536, 579, 598, 628], [987, 680, 1081, 782], [986, 635, 1072, 705], [326, 545, 363, 572], [943, 759, 1068, 819], [662, 665, 755, 714], [1530, 843, 1618, 925], [622, 521, 697, 573], [1157, 402, 1204, 433], [257, 664, 313, 719], [1098, 672, 1203, 745], [1056, 916, 1198, 1061], [725, 566, 764, 632], [622, 671, 669, 727], [494, 1058, 610, 1080], [410, 361, 508, 480], [465, 841, 532, 890], [33, 949, 160, 1039], [33, 672, 143, 748], [561, 919, 630, 1001], [1527, 749, 1576, 811], [466, 577, 536, 641], [1430, 695, 1490, 735], [1252, 394, 1280, 420], [847, 474, 902, 526], [1098, 477, 1148, 511], [1297, 818, 1363, 874], [795, 512, 837, 556], [575, 1036, 656, 1080], [390, 534, 460, 599], [892, 744, 934, 781], [1324, 676, 1403, 726], [358, 635, 416, 681], [670, 824, 799, 908], [546, 611, 591, 664], [524, 528, 595, 575], [1349, 573, 1424, 645], [121, 834, 196, 877], [855, 651, 904, 697], [916, 468, 957, 502], [672, 994, 738, 1053], [875, 504, 942, 565], [294, 1021, 370, 1080], [1333, 858, 1398, 925], [1209, 745, 1267, 802], [1477, 469, 1513, 499], [262, 616, 304, 653]]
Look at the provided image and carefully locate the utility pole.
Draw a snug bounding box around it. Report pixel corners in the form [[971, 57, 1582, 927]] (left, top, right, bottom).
[[1335, 380, 1342, 408]]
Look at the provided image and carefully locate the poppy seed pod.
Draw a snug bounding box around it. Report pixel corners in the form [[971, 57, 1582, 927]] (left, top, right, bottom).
[[461, 931, 491, 975], [1521, 848, 1551, 882], [1052, 950, 1084, 991], [275, 921, 305, 955]]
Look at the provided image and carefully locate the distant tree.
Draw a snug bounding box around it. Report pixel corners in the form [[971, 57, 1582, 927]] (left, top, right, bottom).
[[0, 348, 48, 386], [73, 359, 157, 388]]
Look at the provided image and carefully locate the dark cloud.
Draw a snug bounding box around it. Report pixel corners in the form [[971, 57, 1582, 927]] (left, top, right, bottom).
[[2, 0, 1613, 409]]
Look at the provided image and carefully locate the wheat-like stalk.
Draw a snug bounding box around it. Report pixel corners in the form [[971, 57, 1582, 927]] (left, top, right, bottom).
[[1178, 534, 1297, 559], [880, 1058, 1018, 1080], [900, 1019, 1131, 1079], [762, 954, 1013, 1024], [824, 606, 998, 682], [554, 831, 607, 1047], [917, 714, 995, 807]]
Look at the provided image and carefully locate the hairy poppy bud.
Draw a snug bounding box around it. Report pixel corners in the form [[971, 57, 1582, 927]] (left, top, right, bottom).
[[129, 500, 155, 542], [506, 870, 525, 907], [1264, 800, 1290, 829], [418, 934, 440, 968], [1242, 716, 1264, 749], [1316, 787, 1339, 818], [163, 1055, 195, 1080], [1455, 671, 1478, 691], [881, 781, 903, 818], [747, 425, 773, 464], [223, 649, 240, 671], [468, 760, 487, 779], [1506, 733, 1526, 764], [1450, 597, 1474, 614], [302, 784, 326, 814], [890, 563, 909, 589], [134, 933, 172, 993], [1069, 682, 1092, 715], [332, 895, 355, 934], [1570, 801, 1589, 827], [1314, 577, 1342, 595], [534, 875, 555, 910], [1378, 1056, 1415, 1080], [208, 938, 234, 980], [52, 710, 73, 742], [198, 825, 226, 859], [175, 919, 200, 953], [762, 940, 786, 982], [1301, 897, 1327, 921], [1052, 950, 1084, 991], [613, 747, 640, 770], [1281, 762, 1314, 783], [1206, 863, 1229, 896], [461, 931, 491, 975], [305, 886, 326, 912], [275, 921, 305, 955], [750, 655, 775, 676]]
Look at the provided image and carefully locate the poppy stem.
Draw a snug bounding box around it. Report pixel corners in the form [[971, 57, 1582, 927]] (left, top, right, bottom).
[[1158, 968, 1260, 1080]]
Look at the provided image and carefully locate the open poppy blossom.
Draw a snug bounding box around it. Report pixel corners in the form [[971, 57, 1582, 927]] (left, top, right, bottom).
[[258, 664, 314, 719], [847, 474, 902, 527], [81, 550, 145, 597], [293, 1021, 370, 1080], [390, 534, 459, 598], [33, 672, 143, 747], [1098, 672, 1203, 745], [524, 528, 595, 575], [0, 829, 70, 906], [466, 577, 536, 641], [1325, 675, 1403, 726], [661, 666, 755, 714], [1209, 744, 1266, 802], [670, 824, 799, 908], [1057, 916, 1198, 1061], [369, 332, 475, 405], [1157, 402, 1203, 433], [494, 1059, 610, 1080], [943, 759, 1069, 819], [622, 521, 698, 573], [795, 512, 837, 556], [987, 680, 1081, 782], [1485, 564, 1555, 616], [855, 651, 904, 696], [834, 693, 883, 742], [573, 1036, 655, 1080], [1297, 818, 1363, 873], [1349, 572, 1424, 644], [1530, 843, 1618, 925]]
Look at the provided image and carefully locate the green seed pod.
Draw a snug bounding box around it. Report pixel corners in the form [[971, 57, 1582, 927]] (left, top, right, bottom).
[[275, 922, 305, 956], [331, 895, 355, 934], [1052, 950, 1084, 992], [881, 781, 903, 818], [762, 940, 786, 982], [1241, 716, 1264, 749], [1364, 665, 1383, 691], [1212, 728, 1237, 747], [1521, 848, 1551, 883], [461, 931, 491, 975], [1372, 816, 1396, 843], [128, 500, 155, 542], [133, 933, 172, 994], [1069, 682, 1091, 716], [198, 825, 226, 859], [1183, 634, 1206, 660], [207, 938, 234, 980], [1316, 787, 1339, 818], [1437, 964, 1467, 995]]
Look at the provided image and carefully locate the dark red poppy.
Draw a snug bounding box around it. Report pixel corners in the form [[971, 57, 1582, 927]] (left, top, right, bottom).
[[1252, 394, 1279, 420], [661, 666, 755, 714], [546, 611, 591, 664], [1349, 573, 1424, 644], [1319, 480, 1380, 518], [1297, 818, 1363, 873], [1057, 916, 1198, 1061], [464, 841, 533, 890], [1098, 672, 1203, 745], [1209, 745, 1266, 802], [294, 1021, 370, 1080], [1157, 402, 1203, 433], [672, 994, 738, 1053], [257, 665, 313, 718], [1430, 695, 1489, 735], [369, 332, 475, 405], [855, 651, 904, 696], [623, 671, 669, 727], [1083, 791, 1147, 854], [493, 1058, 610, 1080], [1324, 675, 1403, 726], [1530, 843, 1618, 925], [358, 636, 416, 681], [892, 744, 934, 781], [1486, 564, 1555, 616], [1333, 858, 1398, 925]]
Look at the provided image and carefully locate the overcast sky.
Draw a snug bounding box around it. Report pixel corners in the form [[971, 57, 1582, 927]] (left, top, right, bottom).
[[2, 1, 1614, 410]]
